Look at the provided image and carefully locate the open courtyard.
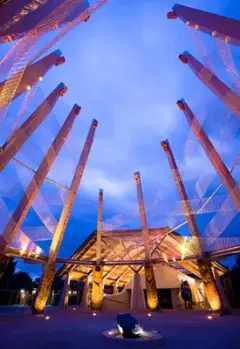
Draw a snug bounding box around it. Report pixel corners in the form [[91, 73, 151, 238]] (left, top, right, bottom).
[[0, 309, 240, 349], [0, 1, 240, 348]]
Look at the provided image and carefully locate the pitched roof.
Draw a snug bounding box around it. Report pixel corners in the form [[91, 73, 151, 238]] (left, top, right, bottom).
[[57, 227, 227, 286]]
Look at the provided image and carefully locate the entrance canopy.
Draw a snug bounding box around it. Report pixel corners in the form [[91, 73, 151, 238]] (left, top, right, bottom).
[[57, 228, 227, 287]]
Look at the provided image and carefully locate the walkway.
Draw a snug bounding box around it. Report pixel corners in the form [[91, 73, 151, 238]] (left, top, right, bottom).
[[0, 309, 239, 349]]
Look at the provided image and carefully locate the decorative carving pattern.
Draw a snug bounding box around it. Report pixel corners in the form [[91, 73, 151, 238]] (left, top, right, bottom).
[[197, 259, 223, 312], [32, 264, 56, 314], [144, 262, 159, 311], [90, 265, 103, 310]]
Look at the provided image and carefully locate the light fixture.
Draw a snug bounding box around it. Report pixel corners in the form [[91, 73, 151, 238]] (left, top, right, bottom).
[[147, 313, 152, 317], [25, 85, 31, 91], [117, 324, 123, 334], [186, 21, 190, 26], [20, 249, 26, 255], [38, 76, 43, 81], [212, 31, 217, 37], [45, 316, 50, 320], [73, 308, 76, 311], [207, 315, 213, 320], [194, 24, 199, 30], [92, 312, 97, 316]]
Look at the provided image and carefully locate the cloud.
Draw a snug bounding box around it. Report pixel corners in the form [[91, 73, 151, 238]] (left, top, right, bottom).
[[0, 0, 239, 262]]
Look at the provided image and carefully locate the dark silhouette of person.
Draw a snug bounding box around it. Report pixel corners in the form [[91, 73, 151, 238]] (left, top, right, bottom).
[[181, 280, 193, 309]]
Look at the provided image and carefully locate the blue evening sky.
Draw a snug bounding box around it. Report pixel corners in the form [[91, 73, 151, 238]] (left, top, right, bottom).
[[0, 0, 239, 277]]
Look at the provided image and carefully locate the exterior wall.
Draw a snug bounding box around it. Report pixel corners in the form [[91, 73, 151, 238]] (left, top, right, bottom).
[[171, 289, 181, 309], [126, 264, 204, 305], [103, 288, 130, 311], [126, 264, 192, 289]]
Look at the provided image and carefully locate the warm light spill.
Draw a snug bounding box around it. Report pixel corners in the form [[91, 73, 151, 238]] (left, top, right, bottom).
[[212, 31, 217, 37], [20, 249, 26, 256], [38, 76, 43, 81], [163, 253, 168, 263], [186, 21, 190, 26], [25, 85, 31, 91]]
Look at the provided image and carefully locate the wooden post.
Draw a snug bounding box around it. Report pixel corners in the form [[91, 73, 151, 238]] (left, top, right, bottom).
[[1, 104, 80, 251], [0, 50, 65, 110], [134, 171, 159, 311], [176, 99, 240, 211], [91, 189, 104, 310], [32, 119, 98, 315], [0, 83, 67, 173], [178, 52, 240, 119], [161, 139, 230, 313], [167, 4, 240, 46]]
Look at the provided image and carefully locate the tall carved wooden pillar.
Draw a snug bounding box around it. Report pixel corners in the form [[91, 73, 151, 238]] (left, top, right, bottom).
[[32, 264, 56, 315], [197, 259, 224, 312], [0, 83, 67, 173], [161, 140, 228, 313], [32, 119, 98, 315], [176, 99, 240, 211], [144, 262, 159, 311], [134, 172, 159, 311], [91, 189, 104, 310], [178, 53, 240, 119], [167, 4, 240, 46], [90, 265, 104, 311], [1, 104, 79, 252]]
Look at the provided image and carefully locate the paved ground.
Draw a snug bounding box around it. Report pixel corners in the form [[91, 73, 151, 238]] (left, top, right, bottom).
[[0, 309, 240, 349]]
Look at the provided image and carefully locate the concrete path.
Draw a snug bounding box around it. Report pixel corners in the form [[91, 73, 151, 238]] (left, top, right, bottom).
[[0, 309, 239, 349]]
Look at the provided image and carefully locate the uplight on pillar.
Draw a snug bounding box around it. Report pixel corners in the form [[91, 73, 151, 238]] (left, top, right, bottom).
[[197, 260, 223, 312], [91, 265, 103, 311], [32, 264, 56, 315], [161, 139, 227, 314], [91, 189, 104, 311], [144, 262, 159, 311], [134, 171, 159, 311]]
